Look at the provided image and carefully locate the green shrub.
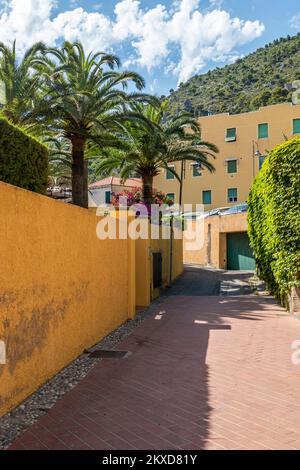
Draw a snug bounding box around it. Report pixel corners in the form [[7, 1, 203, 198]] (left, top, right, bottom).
[[248, 138, 300, 302], [0, 117, 48, 194]]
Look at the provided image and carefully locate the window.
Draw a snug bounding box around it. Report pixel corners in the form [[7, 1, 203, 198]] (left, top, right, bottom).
[[166, 193, 175, 203], [259, 155, 267, 170], [192, 163, 202, 177], [293, 119, 300, 135], [228, 188, 238, 203], [226, 128, 236, 142], [166, 166, 175, 180], [227, 159, 237, 174], [258, 123, 268, 139], [202, 190, 212, 205], [105, 190, 111, 204]]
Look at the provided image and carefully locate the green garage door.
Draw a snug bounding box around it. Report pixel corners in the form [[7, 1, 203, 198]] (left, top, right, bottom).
[[227, 232, 256, 271]]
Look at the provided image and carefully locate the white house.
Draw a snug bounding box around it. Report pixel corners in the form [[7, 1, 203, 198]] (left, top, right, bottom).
[[88, 177, 142, 207]]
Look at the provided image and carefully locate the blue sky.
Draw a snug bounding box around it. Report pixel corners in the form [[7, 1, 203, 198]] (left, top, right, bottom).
[[1, 0, 300, 95]]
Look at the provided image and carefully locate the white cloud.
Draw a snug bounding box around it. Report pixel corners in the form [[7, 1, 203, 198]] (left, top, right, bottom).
[[0, 0, 57, 46], [114, 1, 170, 69], [0, 0, 265, 84], [290, 13, 300, 30]]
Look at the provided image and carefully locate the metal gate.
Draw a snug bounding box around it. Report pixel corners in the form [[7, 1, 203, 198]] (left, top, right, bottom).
[[153, 252, 162, 289], [227, 232, 256, 271]]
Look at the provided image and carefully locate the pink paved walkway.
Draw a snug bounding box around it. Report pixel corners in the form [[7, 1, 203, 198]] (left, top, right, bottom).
[[9, 274, 300, 450]]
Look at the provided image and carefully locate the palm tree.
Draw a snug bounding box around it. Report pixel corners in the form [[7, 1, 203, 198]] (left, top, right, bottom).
[[46, 136, 108, 187], [0, 40, 45, 126], [32, 41, 151, 208], [46, 136, 72, 184], [93, 103, 218, 206]]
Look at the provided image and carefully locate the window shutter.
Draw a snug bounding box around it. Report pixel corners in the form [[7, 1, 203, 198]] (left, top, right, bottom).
[[202, 190, 212, 205], [227, 160, 237, 173], [228, 188, 238, 202], [192, 164, 202, 177], [259, 155, 267, 170], [293, 119, 300, 134], [166, 167, 175, 180], [105, 191, 111, 204], [226, 128, 236, 142], [258, 123, 268, 139]]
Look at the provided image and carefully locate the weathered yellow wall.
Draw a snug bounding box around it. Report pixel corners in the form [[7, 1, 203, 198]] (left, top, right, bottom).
[[127, 231, 136, 319], [172, 235, 184, 281], [135, 237, 151, 307], [154, 102, 300, 209], [136, 223, 183, 306], [0, 182, 135, 417], [184, 213, 248, 268]]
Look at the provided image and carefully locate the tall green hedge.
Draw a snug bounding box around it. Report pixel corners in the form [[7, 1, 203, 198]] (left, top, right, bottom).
[[248, 138, 300, 302], [0, 117, 48, 194]]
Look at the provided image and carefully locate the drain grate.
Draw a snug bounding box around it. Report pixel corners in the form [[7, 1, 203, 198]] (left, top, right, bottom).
[[86, 349, 130, 359]]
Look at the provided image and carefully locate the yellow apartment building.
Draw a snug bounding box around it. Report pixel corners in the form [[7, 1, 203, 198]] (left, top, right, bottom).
[[154, 102, 300, 210]]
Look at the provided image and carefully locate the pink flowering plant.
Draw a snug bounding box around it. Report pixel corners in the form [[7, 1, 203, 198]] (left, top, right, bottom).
[[111, 187, 143, 207], [111, 188, 174, 214]]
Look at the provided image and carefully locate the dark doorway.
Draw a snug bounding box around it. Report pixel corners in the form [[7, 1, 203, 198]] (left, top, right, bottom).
[[153, 252, 163, 289]]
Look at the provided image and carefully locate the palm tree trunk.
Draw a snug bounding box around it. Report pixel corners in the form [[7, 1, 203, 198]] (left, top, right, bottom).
[[142, 175, 153, 206], [71, 135, 88, 208], [82, 159, 89, 208]]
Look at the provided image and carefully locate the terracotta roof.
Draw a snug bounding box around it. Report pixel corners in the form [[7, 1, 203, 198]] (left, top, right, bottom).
[[89, 177, 142, 189]]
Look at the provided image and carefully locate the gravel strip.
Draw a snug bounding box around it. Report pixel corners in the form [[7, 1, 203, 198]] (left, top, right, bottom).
[[0, 303, 157, 450]]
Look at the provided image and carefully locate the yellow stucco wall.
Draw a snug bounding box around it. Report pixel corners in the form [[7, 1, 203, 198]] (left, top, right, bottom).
[[136, 223, 183, 307], [154, 102, 300, 209], [172, 236, 184, 281], [0, 182, 135, 417], [184, 213, 248, 268], [135, 236, 151, 307]]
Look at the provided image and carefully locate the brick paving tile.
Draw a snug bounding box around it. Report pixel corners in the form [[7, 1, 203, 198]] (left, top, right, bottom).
[[8, 268, 300, 450]]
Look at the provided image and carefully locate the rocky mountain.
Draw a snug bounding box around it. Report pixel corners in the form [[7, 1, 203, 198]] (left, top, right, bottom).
[[166, 33, 300, 116]]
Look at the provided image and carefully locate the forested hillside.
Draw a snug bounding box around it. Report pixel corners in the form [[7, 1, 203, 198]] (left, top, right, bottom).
[[167, 33, 300, 116]]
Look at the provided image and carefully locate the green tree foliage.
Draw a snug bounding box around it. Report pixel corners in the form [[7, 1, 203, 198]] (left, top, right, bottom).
[[0, 117, 48, 193], [168, 33, 300, 116], [0, 40, 45, 128], [31, 41, 152, 208], [248, 138, 300, 303], [46, 137, 72, 184], [46, 136, 105, 184], [93, 103, 218, 204]]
